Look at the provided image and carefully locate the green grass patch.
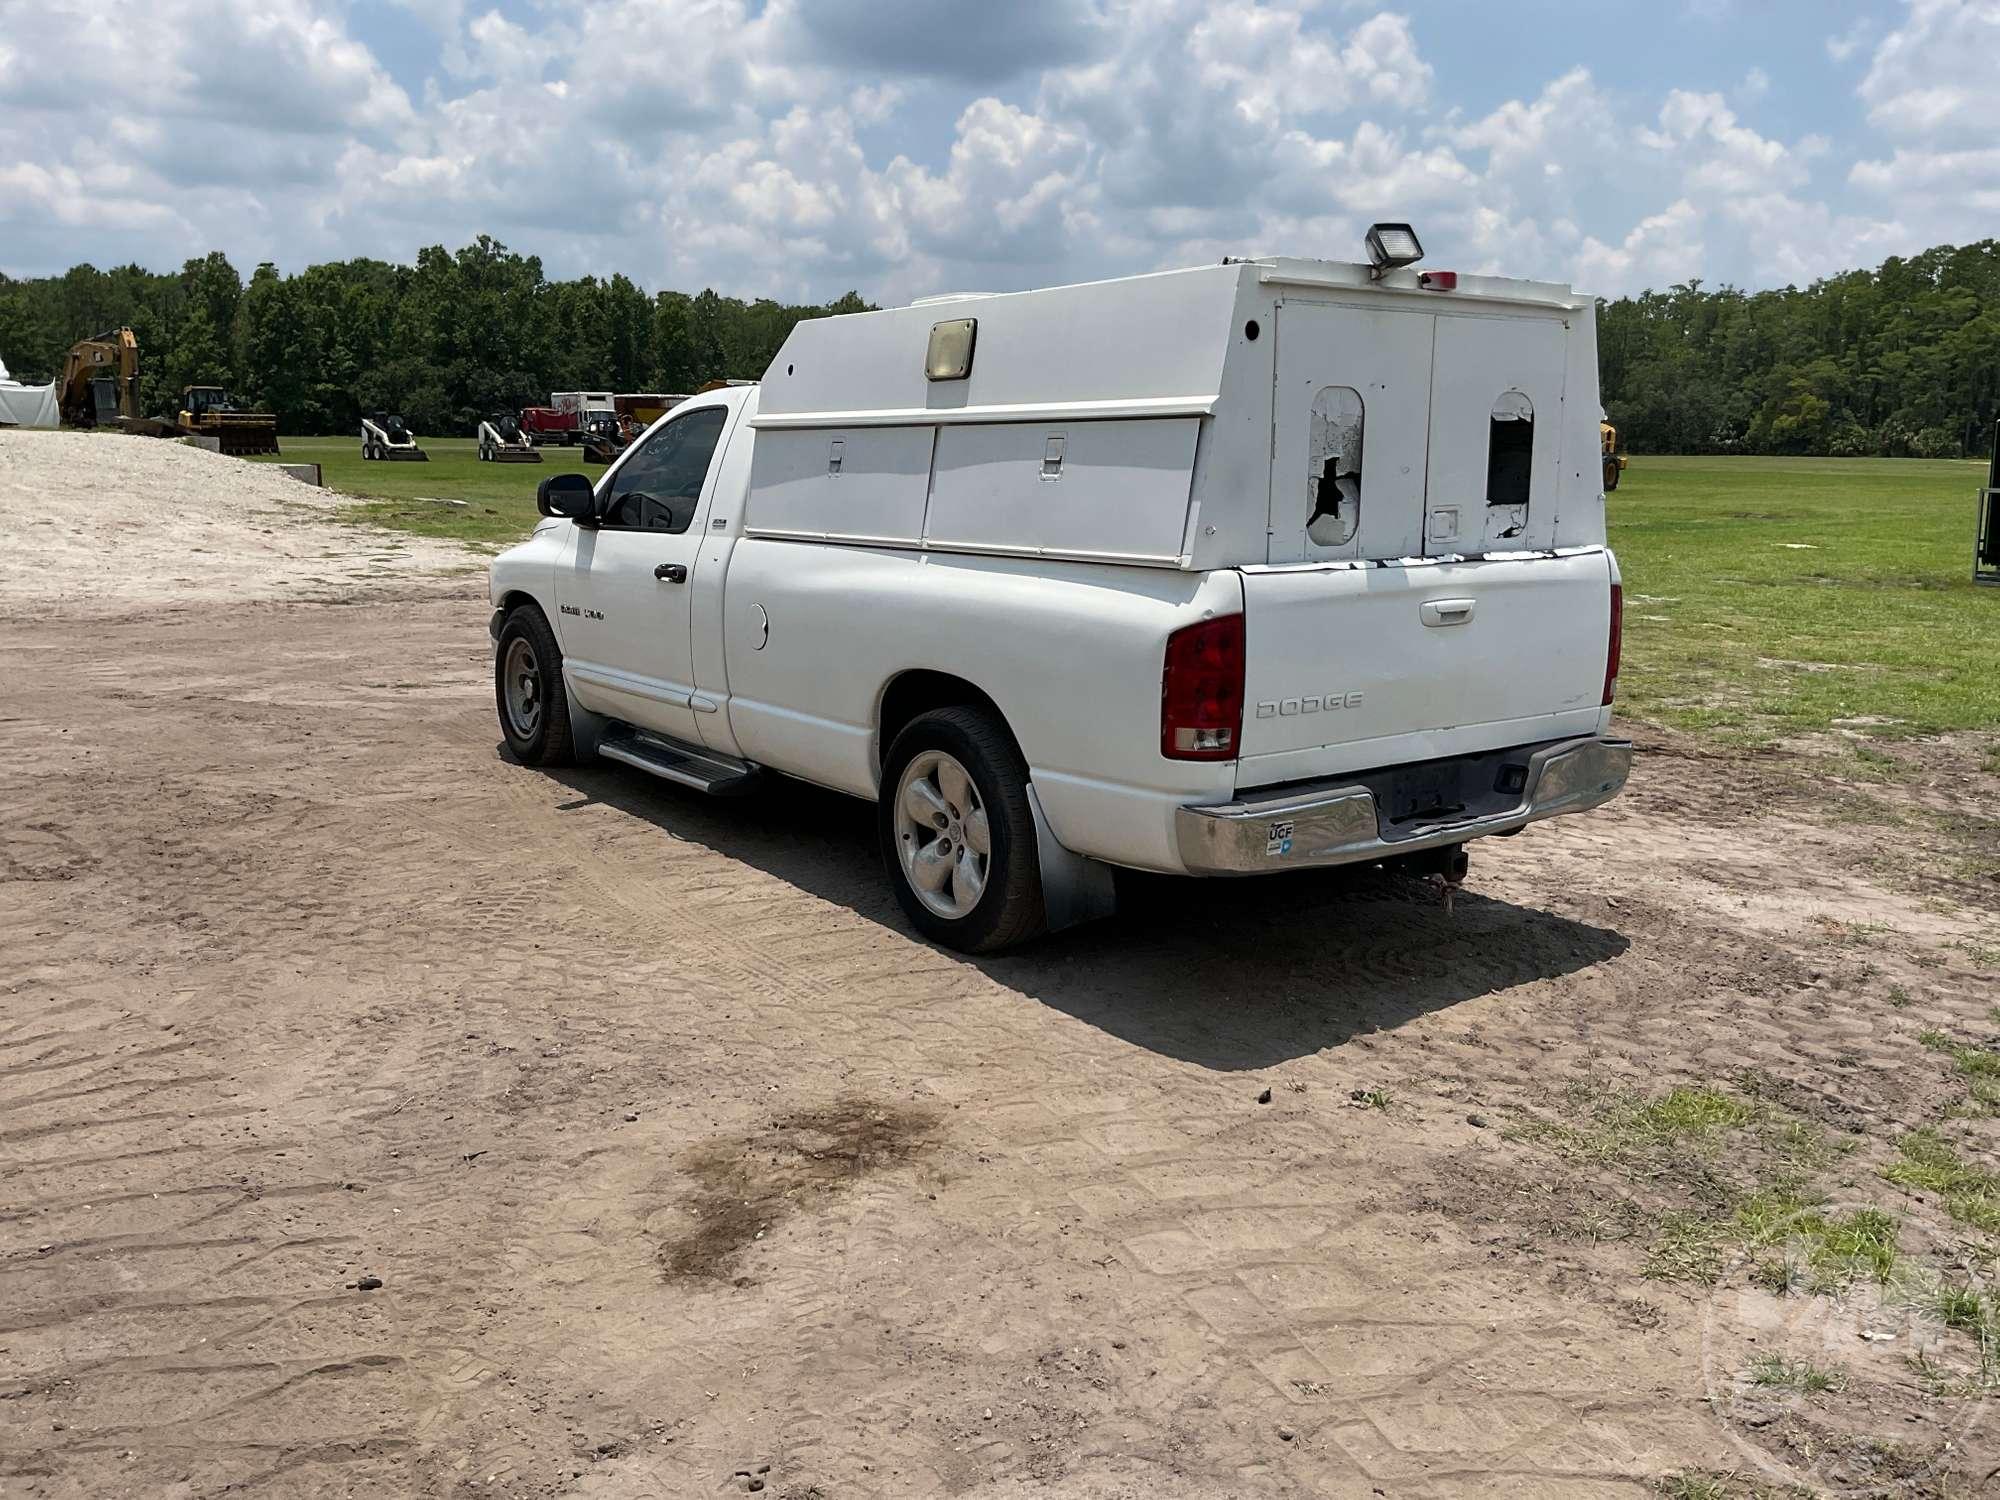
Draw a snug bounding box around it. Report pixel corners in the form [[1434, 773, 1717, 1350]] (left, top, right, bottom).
[[1747, 1353, 1843, 1394], [251, 435, 608, 548], [1516, 1082, 1872, 1283], [1654, 1191, 1899, 1289], [1609, 456, 2000, 739], [1523, 1084, 1759, 1164], [1918, 1029, 2000, 1077], [1656, 1470, 1813, 1499], [1883, 1130, 2000, 1234]]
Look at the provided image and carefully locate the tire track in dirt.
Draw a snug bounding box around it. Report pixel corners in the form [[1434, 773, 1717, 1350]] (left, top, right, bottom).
[[6, 585, 1998, 1495]]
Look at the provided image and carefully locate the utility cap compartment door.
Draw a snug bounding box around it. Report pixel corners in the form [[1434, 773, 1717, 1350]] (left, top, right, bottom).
[[1269, 301, 1435, 564], [1423, 314, 1568, 556]]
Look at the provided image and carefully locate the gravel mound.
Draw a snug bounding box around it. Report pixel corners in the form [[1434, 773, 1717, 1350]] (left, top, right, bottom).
[[0, 430, 475, 618]]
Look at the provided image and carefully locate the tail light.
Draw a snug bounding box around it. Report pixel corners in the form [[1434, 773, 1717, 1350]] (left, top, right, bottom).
[[1603, 582, 1623, 706], [1162, 615, 1245, 760]]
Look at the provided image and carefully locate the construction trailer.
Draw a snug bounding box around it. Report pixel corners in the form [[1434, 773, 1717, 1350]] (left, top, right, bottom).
[[478, 414, 543, 462], [1980, 420, 2000, 586], [552, 391, 615, 440], [362, 413, 428, 461]]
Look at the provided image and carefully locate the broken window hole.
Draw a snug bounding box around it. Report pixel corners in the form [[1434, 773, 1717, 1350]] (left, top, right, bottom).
[[1307, 385, 1363, 549]]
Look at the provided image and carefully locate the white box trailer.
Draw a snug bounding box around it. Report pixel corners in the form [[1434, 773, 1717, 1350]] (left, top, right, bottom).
[[551, 390, 615, 421], [490, 236, 1629, 951]]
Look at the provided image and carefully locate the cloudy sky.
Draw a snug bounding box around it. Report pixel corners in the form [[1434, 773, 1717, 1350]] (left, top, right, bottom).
[[1, 0, 1994, 303]]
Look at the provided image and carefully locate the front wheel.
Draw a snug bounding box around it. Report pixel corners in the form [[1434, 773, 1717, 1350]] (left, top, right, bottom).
[[494, 605, 575, 766], [1603, 455, 1621, 492], [879, 707, 1045, 953]]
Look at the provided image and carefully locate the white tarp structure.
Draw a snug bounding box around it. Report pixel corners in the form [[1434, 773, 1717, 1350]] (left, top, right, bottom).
[[0, 354, 60, 429]]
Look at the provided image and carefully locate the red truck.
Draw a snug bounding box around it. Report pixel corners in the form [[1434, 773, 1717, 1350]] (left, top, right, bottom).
[[518, 406, 579, 446]]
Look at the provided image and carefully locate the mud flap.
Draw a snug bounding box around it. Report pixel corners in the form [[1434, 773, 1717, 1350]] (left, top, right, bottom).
[[564, 682, 610, 762], [1027, 784, 1117, 932]]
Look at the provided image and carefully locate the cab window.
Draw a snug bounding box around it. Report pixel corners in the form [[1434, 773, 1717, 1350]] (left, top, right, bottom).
[[599, 406, 728, 532]]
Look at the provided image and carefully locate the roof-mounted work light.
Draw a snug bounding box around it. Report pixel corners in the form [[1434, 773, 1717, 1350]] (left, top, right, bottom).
[[1365, 222, 1423, 279]]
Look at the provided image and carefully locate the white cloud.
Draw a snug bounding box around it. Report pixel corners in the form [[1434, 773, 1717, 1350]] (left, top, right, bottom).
[[1826, 19, 1874, 62], [1640, 90, 1806, 197], [1859, 0, 2000, 139], [1575, 199, 1705, 292], [1849, 0, 2000, 252], [0, 0, 1988, 308]]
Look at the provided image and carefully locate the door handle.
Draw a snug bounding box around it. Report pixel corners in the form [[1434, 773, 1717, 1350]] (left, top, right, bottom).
[[654, 563, 687, 583], [1420, 598, 1475, 627]]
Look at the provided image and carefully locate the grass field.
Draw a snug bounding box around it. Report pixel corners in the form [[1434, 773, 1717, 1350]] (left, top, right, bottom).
[[252, 435, 601, 545], [271, 440, 1998, 744], [1608, 456, 1995, 740]]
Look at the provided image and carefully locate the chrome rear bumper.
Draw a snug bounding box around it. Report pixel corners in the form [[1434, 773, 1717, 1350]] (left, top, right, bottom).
[[1176, 735, 1631, 875]]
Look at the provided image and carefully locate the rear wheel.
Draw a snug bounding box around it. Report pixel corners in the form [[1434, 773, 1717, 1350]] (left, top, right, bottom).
[[1603, 455, 1621, 492], [879, 706, 1044, 953], [495, 605, 575, 767]]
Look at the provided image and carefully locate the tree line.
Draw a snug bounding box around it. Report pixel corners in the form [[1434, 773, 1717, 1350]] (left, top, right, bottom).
[[1598, 239, 2000, 457], [0, 236, 867, 437], [6, 234, 2000, 454]]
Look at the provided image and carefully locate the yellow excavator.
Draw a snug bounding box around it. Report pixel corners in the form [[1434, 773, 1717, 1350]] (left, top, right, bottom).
[[57, 328, 279, 455], [58, 328, 142, 428]]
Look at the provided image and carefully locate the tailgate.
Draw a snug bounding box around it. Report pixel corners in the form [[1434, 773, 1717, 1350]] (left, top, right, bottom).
[[1235, 551, 1612, 786]]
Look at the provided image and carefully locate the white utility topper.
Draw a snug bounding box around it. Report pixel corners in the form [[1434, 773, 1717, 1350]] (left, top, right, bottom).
[[489, 226, 1630, 952]]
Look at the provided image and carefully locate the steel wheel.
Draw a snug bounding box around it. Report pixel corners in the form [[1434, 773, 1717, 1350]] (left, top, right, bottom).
[[893, 749, 991, 919], [501, 636, 543, 739]]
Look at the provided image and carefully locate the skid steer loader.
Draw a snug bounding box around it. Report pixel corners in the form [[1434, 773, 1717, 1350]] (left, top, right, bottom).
[[478, 413, 542, 463], [362, 412, 427, 461]]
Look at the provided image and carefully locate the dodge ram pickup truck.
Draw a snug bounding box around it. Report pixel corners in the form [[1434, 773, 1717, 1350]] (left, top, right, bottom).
[[489, 231, 1630, 952]]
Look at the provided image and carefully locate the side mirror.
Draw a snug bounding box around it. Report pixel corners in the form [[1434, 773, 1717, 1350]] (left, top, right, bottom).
[[538, 473, 596, 520]]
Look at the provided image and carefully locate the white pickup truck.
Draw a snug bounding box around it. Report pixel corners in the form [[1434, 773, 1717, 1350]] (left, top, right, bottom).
[[489, 231, 1630, 952]]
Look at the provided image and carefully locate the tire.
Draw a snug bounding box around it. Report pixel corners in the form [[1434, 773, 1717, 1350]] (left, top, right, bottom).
[[1603, 455, 1621, 493], [879, 706, 1045, 953], [494, 605, 576, 767]]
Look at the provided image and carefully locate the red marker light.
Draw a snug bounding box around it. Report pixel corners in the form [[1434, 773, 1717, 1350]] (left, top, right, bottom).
[[1420, 271, 1458, 291]]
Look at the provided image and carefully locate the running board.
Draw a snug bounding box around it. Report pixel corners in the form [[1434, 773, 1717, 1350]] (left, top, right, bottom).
[[598, 730, 762, 797]]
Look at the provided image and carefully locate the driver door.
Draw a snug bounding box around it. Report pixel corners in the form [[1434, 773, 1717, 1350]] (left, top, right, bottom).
[[557, 402, 731, 744]]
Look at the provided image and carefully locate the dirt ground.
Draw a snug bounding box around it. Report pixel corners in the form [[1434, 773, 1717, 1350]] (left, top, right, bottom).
[[3, 436, 1999, 1498]]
